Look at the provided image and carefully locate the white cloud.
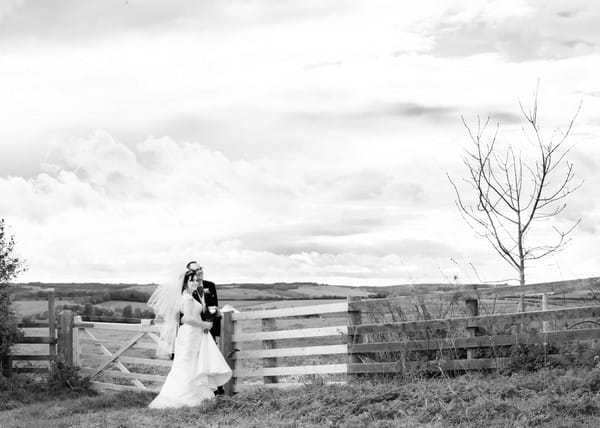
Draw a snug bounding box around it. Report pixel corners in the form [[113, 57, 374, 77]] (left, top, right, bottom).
[[1, 1, 599, 285], [431, 0, 600, 61]]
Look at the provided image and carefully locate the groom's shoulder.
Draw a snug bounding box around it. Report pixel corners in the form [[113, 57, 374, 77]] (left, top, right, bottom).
[[203, 280, 216, 287]]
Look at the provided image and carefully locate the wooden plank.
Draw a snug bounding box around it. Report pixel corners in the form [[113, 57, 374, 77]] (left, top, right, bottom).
[[350, 277, 600, 310], [348, 358, 509, 373], [233, 383, 303, 392], [58, 310, 74, 365], [79, 353, 172, 367], [349, 295, 464, 311], [13, 367, 49, 374], [486, 277, 600, 297], [347, 296, 362, 376], [119, 355, 172, 367], [12, 354, 54, 361], [435, 358, 509, 371], [79, 337, 156, 350], [232, 302, 348, 321], [18, 322, 51, 328], [347, 354, 573, 373], [235, 363, 347, 377], [80, 368, 166, 382], [542, 293, 549, 332], [349, 305, 600, 335], [465, 298, 478, 360], [79, 352, 106, 359], [86, 332, 146, 379], [349, 328, 600, 353], [232, 325, 347, 342], [147, 332, 161, 344], [221, 311, 236, 396], [74, 315, 82, 366], [233, 381, 345, 393], [48, 289, 56, 359], [262, 318, 278, 384], [18, 336, 56, 344], [234, 344, 348, 360], [74, 321, 160, 333], [90, 381, 161, 393], [1, 354, 12, 377]]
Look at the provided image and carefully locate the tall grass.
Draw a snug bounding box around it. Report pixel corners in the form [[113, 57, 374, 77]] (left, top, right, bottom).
[[3, 368, 600, 427]]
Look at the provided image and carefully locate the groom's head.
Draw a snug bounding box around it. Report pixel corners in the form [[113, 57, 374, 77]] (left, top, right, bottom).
[[186, 261, 203, 279]]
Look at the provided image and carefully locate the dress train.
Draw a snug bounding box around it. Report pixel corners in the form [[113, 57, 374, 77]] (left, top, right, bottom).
[[148, 324, 232, 409]]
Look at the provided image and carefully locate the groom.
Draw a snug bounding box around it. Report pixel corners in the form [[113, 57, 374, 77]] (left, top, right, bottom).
[[186, 261, 221, 340], [186, 261, 225, 395]]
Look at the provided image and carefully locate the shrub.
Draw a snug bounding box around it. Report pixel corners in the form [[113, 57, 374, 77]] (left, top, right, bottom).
[[48, 359, 92, 393], [0, 219, 25, 371]]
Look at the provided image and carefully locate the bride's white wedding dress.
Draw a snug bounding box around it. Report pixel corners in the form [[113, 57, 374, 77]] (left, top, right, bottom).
[[149, 293, 232, 408]]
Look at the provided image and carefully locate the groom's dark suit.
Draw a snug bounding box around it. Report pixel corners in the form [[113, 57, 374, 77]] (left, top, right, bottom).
[[192, 279, 225, 395], [191, 280, 221, 338]]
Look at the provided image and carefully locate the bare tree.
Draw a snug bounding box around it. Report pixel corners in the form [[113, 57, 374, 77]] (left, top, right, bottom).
[[449, 88, 582, 285]]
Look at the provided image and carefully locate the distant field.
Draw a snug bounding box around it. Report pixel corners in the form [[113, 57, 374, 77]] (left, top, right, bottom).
[[13, 299, 76, 317], [92, 298, 345, 314], [295, 284, 370, 297], [12, 296, 347, 322], [14, 300, 50, 317], [96, 300, 151, 311], [90, 282, 375, 301]]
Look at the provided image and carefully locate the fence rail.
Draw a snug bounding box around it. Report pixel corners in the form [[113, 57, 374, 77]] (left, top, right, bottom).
[[348, 305, 600, 335]]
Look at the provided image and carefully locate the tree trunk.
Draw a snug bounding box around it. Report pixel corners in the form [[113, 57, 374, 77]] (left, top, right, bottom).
[[519, 260, 526, 311]]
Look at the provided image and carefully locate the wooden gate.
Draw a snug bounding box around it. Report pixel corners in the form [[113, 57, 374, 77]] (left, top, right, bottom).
[[74, 316, 167, 392], [5, 289, 58, 376]]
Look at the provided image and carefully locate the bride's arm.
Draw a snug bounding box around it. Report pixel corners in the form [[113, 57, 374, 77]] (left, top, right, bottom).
[[180, 298, 213, 329]]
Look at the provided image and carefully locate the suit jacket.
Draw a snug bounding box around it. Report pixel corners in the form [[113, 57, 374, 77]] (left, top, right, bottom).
[[191, 280, 221, 338]]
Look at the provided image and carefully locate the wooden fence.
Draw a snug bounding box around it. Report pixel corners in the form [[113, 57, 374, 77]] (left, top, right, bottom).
[[222, 276, 600, 390], [3, 289, 58, 376], [344, 276, 600, 375], [226, 301, 349, 393], [8, 276, 600, 394]]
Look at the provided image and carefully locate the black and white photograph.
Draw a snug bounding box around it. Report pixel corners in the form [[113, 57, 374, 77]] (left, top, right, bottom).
[[1, 1, 600, 426]]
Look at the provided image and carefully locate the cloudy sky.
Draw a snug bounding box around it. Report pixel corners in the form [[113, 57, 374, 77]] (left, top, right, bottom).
[[1, 0, 599, 286]]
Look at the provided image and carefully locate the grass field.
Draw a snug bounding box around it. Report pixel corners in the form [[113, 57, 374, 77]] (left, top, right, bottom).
[[13, 281, 376, 303], [13, 299, 77, 317], [7, 282, 600, 426], [3, 368, 600, 427], [95, 300, 151, 311]]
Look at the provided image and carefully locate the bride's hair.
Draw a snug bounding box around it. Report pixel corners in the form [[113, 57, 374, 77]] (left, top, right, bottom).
[[181, 271, 199, 293]]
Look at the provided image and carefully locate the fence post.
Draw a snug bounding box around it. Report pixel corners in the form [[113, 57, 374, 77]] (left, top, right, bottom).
[[57, 310, 74, 366], [262, 318, 278, 384], [465, 298, 479, 360], [519, 292, 526, 312], [347, 297, 362, 377], [221, 311, 236, 396], [1, 354, 12, 378], [542, 293, 549, 332], [47, 289, 56, 368], [73, 315, 83, 367]]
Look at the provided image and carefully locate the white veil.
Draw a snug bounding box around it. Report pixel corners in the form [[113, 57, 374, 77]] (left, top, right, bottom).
[[147, 272, 184, 358]]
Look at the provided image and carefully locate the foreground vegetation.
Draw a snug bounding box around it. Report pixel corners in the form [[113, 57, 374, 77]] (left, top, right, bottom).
[[2, 367, 600, 427]]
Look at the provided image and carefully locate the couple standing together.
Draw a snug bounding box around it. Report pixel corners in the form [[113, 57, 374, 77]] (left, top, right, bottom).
[[147, 261, 232, 408]]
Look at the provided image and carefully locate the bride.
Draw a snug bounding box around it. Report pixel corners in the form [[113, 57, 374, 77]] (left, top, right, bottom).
[[147, 268, 232, 408]]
